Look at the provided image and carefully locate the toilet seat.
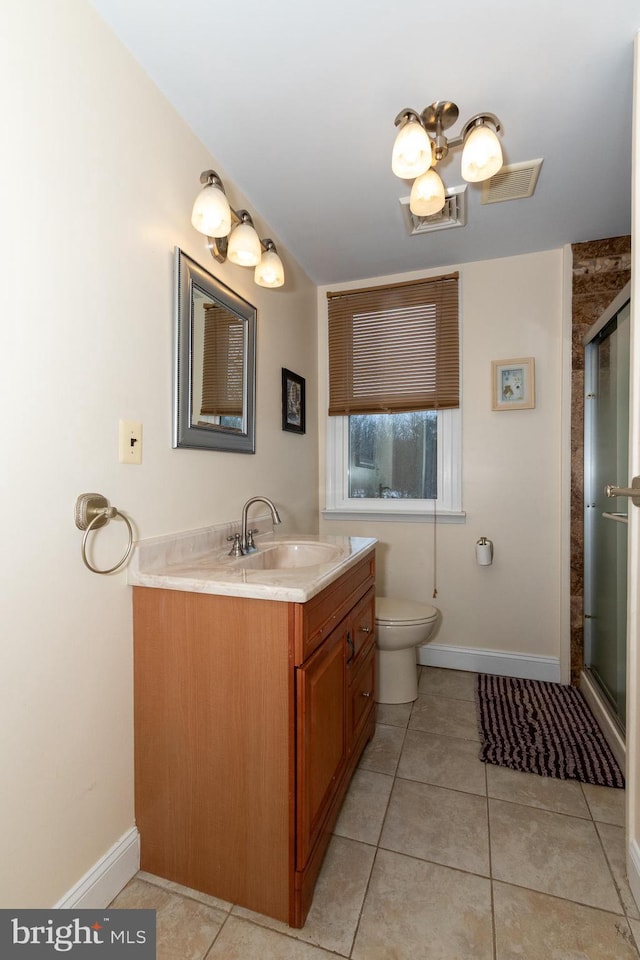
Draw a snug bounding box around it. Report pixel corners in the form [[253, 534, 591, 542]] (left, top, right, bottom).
[[375, 596, 438, 626]]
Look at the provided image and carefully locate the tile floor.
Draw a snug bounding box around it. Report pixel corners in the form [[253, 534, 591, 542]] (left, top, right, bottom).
[[111, 667, 639, 959]]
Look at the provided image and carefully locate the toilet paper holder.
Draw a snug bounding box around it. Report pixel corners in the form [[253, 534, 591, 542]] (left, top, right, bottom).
[[476, 536, 493, 565]]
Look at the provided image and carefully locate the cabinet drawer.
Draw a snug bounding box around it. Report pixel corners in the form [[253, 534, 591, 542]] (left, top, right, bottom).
[[348, 640, 375, 747], [346, 588, 375, 672]]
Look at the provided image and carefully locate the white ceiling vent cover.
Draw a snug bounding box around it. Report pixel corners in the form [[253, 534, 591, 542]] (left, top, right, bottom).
[[400, 185, 467, 235], [481, 159, 543, 204]]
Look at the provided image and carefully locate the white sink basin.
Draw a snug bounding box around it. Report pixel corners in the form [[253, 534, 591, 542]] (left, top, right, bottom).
[[235, 541, 343, 570]]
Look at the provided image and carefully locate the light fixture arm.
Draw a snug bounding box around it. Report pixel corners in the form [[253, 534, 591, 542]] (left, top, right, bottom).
[[448, 112, 502, 150], [199, 169, 226, 191], [420, 101, 459, 161], [393, 108, 423, 129]]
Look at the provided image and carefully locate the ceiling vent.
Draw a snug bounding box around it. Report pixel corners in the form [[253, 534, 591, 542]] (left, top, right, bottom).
[[400, 185, 467, 235], [481, 159, 543, 204]]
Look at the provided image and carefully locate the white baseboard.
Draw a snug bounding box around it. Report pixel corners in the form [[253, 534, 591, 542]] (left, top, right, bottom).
[[417, 642, 561, 682], [54, 827, 139, 909]]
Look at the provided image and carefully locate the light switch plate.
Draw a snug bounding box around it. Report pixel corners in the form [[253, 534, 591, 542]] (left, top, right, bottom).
[[119, 420, 142, 464]]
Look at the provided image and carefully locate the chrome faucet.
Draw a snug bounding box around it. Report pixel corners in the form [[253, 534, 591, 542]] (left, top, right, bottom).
[[241, 496, 282, 553]]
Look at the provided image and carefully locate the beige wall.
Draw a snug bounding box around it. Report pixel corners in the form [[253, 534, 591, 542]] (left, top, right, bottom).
[[0, 1, 318, 906], [318, 250, 566, 664]]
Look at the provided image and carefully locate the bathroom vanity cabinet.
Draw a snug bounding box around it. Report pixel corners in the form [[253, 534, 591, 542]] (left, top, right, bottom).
[[132, 549, 375, 927]]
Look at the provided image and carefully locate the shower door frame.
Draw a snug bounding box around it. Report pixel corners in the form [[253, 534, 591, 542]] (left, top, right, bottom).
[[583, 282, 631, 742]]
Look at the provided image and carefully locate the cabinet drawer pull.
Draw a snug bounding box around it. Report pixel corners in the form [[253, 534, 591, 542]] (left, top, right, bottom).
[[361, 690, 372, 698], [360, 625, 371, 634]]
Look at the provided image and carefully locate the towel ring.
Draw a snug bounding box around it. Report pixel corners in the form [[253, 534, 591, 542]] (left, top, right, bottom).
[[75, 493, 134, 575]]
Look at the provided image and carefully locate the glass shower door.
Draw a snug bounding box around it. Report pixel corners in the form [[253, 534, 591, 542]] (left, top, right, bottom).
[[584, 299, 630, 730]]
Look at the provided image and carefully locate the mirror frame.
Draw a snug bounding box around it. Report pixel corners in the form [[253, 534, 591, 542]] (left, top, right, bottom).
[[173, 247, 257, 453]]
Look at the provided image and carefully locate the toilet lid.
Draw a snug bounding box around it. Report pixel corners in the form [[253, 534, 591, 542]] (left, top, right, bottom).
[[375, 596, 439, 626]]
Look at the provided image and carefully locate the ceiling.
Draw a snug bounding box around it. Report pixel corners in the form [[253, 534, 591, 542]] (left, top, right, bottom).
[[90, 0, 638, 285]]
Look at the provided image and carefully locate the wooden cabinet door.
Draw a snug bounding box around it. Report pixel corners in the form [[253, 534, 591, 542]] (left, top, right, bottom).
[[295, 620, 347, 869]]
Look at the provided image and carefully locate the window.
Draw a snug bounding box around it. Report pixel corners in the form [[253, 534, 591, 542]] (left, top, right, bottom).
[[325, 274, 463, 520], [325, 409, 461, 517], [349, 412, 437, 499]]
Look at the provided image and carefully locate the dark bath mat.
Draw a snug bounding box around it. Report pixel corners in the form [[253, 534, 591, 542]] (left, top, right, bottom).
[[475, 673, 624, 788]]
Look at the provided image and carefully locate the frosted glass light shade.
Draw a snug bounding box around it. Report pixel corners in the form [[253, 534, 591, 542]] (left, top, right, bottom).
[[410, 169, 446, 216], [227, 221, 261, 266], [191, 183, 232, 237], [255, 248, 285, 288], [460, 124, 503, 182], [392, 119, 432, 179]]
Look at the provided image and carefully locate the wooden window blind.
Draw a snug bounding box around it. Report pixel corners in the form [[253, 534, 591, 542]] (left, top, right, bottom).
[[201, 303, 244, 417], [327, 272, 459, 416]]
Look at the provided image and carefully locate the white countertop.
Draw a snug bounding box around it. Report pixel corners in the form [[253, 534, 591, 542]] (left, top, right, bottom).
[[128, 524, 376, 603]]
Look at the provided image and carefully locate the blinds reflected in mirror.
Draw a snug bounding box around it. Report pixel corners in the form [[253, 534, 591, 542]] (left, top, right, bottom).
[[200, 302, 244, 419]]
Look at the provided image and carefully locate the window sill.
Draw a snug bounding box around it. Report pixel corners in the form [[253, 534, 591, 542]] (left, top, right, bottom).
[[322, 509, 466, 524]]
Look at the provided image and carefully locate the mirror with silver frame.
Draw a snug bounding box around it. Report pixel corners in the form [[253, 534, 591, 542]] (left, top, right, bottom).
[[173, 247, 256, 453]]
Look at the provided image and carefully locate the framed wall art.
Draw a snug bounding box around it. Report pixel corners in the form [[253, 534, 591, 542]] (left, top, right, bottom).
[[282, 368, 306, 434], [491, 357, 535, 411]]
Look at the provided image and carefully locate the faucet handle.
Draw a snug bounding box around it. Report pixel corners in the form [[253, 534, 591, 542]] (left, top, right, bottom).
[[226, 533, 244, 557], [245, 528, 260, 551]]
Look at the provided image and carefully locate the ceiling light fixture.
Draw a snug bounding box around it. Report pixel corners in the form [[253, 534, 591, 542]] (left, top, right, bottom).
[[191, 170, 285, 288], [392, 101, 503, 217]]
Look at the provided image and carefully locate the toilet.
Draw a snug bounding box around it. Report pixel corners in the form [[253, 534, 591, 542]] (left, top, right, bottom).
[[375, 596, 439, 704]]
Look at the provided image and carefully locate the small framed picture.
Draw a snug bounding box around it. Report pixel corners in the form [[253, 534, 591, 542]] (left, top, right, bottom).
[[491, 357, 535, 411], [282, 368, 306, 434]]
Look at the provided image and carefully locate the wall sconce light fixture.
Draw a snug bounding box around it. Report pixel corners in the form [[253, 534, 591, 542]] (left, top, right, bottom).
[[191, 170, 285, 288], [392, 101, 504, 217]]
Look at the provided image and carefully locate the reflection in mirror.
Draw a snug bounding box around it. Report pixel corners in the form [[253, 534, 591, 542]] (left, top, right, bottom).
[[173, 248, 256, 453]]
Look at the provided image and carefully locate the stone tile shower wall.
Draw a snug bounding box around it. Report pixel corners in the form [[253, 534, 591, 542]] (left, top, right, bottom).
[[570, 237, 631, 684]]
